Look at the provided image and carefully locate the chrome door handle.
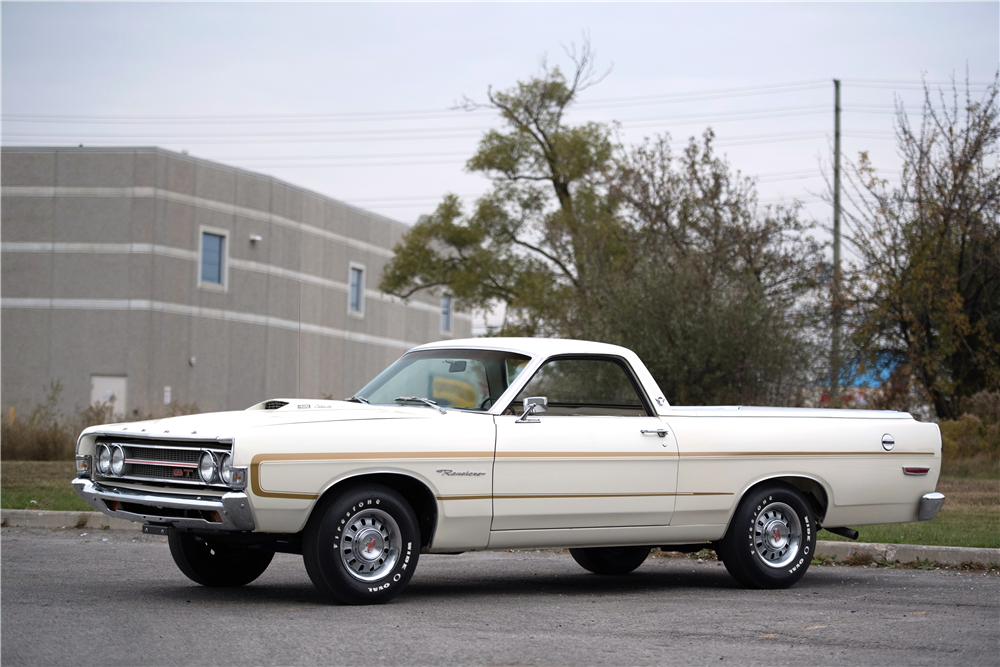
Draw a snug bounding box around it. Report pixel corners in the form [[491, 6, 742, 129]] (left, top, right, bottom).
[[641, 429, 669, 438]]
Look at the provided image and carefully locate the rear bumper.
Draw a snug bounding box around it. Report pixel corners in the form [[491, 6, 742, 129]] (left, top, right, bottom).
[[71, 478, 255, 532], [919, 492, 946, 522]]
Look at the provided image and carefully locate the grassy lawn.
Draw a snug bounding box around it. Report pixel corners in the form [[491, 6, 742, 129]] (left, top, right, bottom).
[[1, 461, 92, 512], [820, 477, 999, 549], [2, 463, 997, 549]]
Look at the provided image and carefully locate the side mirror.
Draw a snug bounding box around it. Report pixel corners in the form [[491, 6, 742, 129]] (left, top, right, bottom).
[[524, 396, 547, 413], [516, 396, 548, 423]]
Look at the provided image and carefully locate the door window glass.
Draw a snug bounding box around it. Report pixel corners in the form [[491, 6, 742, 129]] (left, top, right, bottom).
[[514, 357, 648, 417], [357, 349, 531, 411]]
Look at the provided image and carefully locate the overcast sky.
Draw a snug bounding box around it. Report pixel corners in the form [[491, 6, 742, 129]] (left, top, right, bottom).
[[5, 2, 997, 214], [4, 2, 998, 327]]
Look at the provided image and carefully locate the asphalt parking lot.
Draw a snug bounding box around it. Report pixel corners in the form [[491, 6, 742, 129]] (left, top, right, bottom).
[[2, 527, 997, 666]]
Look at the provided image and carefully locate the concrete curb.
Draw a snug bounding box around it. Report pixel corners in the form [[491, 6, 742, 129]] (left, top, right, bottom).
[[2, 511, 997, 566], [1, 509, 139, 531], [815, 539, 1000, 566]]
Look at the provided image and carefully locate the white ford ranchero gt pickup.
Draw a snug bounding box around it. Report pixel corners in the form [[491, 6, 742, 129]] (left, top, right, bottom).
[[72, 338, 945, 604]]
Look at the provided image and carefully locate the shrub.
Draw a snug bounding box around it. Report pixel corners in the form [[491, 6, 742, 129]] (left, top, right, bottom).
[[1, 380, 200, 461], [939, 390, 1000, 477]]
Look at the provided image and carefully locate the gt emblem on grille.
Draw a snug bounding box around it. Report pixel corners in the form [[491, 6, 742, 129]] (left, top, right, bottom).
[[173, 469, 183, 477]]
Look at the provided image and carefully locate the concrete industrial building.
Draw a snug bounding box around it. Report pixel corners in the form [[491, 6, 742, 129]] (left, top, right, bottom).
[[1, 146, 470, 418]]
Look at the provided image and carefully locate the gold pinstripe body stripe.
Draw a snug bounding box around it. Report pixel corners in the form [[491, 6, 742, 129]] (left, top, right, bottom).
[[249, 449, 933, 499], [495, 451, 678, 458], [436, 492, 732, 501], [250, 451, 491, 499]]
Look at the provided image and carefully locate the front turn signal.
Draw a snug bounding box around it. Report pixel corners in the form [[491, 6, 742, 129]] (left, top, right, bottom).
[[228, 466, 248, 490], [76, 455, 92, 479]]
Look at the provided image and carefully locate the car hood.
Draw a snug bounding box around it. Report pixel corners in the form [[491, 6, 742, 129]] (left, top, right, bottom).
[[81, 400, 434, 441]]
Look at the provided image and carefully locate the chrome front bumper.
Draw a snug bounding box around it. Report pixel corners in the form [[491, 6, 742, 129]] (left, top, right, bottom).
[[919, 492, 946, 522], [71, 478, 255, 532]]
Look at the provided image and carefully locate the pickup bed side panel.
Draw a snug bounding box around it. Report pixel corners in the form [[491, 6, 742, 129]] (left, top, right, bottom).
[[669, 416, 941, 529]]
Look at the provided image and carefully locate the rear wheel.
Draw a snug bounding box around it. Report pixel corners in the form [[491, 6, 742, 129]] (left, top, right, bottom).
[[569, 546, 651, 575], [168, 532, 274, 587], [716, 483, 816, 589], [303, 484, 420, 605]]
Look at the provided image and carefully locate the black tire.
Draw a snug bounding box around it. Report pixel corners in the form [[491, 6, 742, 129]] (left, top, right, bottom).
[[303, 483, 420, 605], [716, 483, 817, 589], [569, 546, 651, 575], [167, 532, 274, 587]]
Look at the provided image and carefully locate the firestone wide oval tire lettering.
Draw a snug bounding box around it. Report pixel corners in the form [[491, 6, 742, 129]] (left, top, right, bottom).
[[716, 482, 817, 589], [569, 545, 651, 575], [167, 532, 274, 587], [303, 483, 420, 605]]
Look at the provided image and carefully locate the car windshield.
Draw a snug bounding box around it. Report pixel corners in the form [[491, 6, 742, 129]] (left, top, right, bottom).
[[356, 349, 531, 412]]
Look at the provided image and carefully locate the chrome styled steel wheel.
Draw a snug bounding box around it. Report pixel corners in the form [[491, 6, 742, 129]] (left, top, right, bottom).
[[339, 508, 401, 582], [716, 482, 817, 589], [303, 483, 421, 605], [753, 502, 801, 568]]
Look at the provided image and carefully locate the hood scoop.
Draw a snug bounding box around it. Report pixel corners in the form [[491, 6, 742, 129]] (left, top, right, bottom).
[[263, 400, 289, 410]]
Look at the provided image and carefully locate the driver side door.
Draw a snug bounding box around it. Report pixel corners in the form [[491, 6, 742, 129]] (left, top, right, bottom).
[[491, 355, 678, 531]]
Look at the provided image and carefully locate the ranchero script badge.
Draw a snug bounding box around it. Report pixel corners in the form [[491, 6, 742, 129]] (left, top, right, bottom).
[[436, 469, 486, 477]]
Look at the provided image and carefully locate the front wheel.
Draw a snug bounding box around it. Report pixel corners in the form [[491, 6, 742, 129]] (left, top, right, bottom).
[[716, 483, 816, 589], [303, 484, 420, 605], [569, 546, 651, 575], [168, 532, 274, 587]]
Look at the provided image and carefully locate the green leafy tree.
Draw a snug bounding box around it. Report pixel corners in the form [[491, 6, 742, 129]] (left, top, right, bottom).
[[380, 43, 618, 334], [381, 45, 824, 405], [843, 77, 1000, 419], [595, 133, 824, 405]]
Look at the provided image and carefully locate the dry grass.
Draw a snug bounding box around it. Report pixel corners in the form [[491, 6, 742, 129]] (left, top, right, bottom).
[[935, 477, 1000, 509], [1, 381, 199, 461]]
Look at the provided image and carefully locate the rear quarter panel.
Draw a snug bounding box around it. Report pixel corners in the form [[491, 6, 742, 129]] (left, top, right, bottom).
[[668, 414, 941, 529]]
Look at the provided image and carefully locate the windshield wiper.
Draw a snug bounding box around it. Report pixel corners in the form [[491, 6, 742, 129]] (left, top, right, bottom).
[[394, 396, 447, 414], [344, 395, 370, 404]]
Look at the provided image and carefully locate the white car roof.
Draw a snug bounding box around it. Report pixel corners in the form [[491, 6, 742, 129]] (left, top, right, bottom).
[[411, 337, 672, 412], [412, 337, 635, 359]]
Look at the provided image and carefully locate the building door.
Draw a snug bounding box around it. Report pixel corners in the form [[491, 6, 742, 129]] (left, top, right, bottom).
[[90, 376, 127, 414]]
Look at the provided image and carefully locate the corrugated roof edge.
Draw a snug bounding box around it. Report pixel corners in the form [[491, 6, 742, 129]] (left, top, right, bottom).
[[0, 145, 413, 232]]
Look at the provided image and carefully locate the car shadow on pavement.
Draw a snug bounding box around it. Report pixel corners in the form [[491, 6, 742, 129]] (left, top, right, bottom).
[[136, 561, 854, 607]]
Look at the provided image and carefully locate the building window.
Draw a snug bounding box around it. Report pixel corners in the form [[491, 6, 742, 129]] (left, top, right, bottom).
[[349, 264, 365, 316], [441, 295, 452, 333], [199, 228, 228, 290]]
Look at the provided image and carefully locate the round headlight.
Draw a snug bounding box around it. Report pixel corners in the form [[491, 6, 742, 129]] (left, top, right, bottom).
[[110, 445, 126, 476], [199, 452, 217, 484], [219, 454, 233, 485], [96, 444, 112, 475]]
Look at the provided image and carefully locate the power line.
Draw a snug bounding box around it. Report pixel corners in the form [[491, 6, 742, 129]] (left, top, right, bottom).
[[573, 82, 831, 110], [2, 104, 908, 144], [0, 80, 834, 124], [841, 78, 995, 85], [191, 130, 868, 163], [214, 150, 472, 162], [3, 77, 970, 125], [0, 133, 485, 146], [346, 193, 482, 204]]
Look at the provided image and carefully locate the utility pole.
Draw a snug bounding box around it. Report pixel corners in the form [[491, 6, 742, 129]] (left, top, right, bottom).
[[830, 78, 842, 406]]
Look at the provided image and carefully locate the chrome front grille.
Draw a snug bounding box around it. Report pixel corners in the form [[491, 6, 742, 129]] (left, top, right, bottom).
[[94, 436, 232, 490], [127, 447, 201, 464]]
